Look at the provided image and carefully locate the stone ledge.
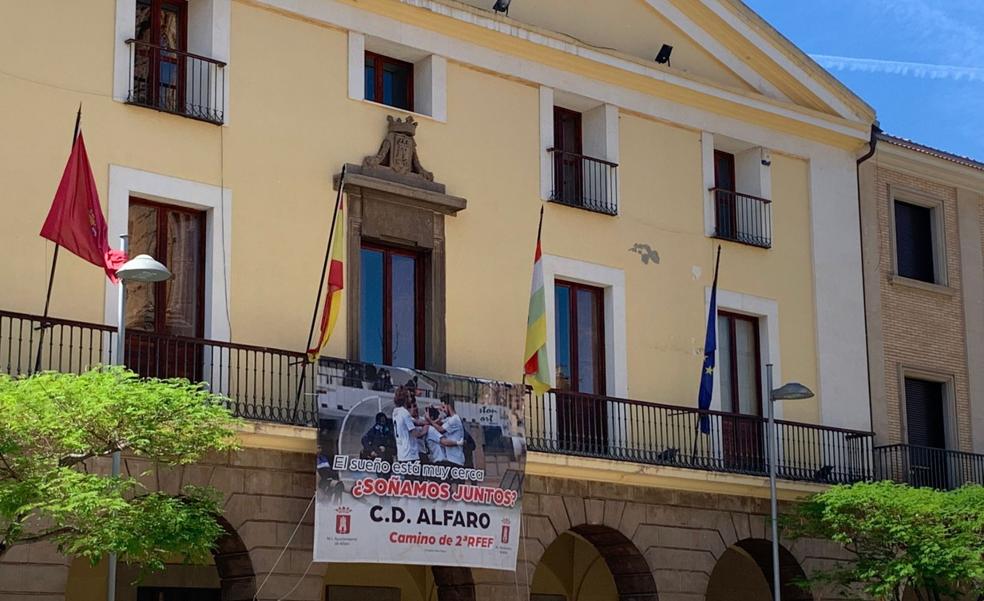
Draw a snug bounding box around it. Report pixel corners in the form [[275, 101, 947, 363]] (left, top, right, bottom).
[[525, 451, 825, 501]]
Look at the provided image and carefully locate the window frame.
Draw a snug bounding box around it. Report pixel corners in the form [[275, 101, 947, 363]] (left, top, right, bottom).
[[554, 279, 606, 395], [127, 196, 207, 338], [364, 51, 415, 112], [717, 310, 763, 417], [889, 185, 948, 287], [359, 241, 425, 369], [897, 366, 957, 450]]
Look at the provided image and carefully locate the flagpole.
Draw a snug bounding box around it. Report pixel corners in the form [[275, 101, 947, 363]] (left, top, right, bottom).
[[33, 105, 82, 375], [691, 245, 721, 461], [292, 165, 347, 421]]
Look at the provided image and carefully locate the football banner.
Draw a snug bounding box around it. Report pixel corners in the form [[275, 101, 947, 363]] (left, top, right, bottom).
[[313, 362, 526, 570]]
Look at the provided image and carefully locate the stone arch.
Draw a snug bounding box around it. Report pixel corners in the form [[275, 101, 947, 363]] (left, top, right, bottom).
[[706, 538, 810, 601], [212, 516, 257, 601], [533, 523, 659, 601]]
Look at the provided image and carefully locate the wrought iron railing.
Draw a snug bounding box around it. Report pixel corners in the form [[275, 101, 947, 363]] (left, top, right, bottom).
[[528, 390, 874, 484], [1, 308, 878, 484], [125, 39, 226, 124], [710, 188, 772, 248], [548, 148, 618, 215], [874, 444, 984, 490], [0, 309, 315, 425]]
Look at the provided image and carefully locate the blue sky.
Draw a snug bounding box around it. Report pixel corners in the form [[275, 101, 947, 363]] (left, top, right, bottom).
[[743, 0, 984, 161]]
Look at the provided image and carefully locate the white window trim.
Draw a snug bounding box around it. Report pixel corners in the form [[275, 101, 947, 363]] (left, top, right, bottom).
[[112, 0, 231, 123], [888, 184, 949, 288], [541, 254, 627, 397], [706, 287, 784, 421], [701, 132, 773, 240], [104, 165, 232, 344], [539, 87, 620, 207], [347, 31, 447, 122]]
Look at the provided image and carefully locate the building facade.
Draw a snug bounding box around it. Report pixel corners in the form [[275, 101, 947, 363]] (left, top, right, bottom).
[[860, 133, 984, 491], [0, 0, 888, 600]]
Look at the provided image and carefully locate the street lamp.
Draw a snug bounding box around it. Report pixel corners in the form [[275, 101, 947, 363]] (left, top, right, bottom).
[[108, 236, 171, 601], [766, 363, 814, 601]]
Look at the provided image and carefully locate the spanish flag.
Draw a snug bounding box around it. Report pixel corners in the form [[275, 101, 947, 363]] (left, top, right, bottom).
[[307, 197, 345, 362], [524, 206, 550, 394]]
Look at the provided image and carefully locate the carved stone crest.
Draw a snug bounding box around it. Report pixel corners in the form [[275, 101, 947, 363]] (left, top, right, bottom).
[[363, 115, 434, 182]]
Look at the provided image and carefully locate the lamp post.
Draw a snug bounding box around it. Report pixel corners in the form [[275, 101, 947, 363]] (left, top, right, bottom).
[[765, 363, 814, 601], [108, 236, 171, 601]]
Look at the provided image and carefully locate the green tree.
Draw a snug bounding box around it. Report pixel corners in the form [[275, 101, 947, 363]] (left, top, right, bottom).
[[785, 480, 984, 601], [0, 367, 239, 570]]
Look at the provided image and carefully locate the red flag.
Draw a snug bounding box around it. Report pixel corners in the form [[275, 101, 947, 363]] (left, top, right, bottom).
[[39, 132, 126, 282]]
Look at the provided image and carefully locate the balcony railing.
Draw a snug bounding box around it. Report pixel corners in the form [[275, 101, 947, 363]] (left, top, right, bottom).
[[528, 390, 874, 483], [548, 148, 618, 215], [1, 308, 877, 485], [125, 39, 226, 125], [710, 188, 772, 248], [874, 444, 984, 490], [0, 309, 316, 425]]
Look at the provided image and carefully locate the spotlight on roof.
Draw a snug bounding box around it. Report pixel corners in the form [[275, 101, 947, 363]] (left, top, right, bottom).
[[655, 44, 673, 67], [492, 0, 510, 15]]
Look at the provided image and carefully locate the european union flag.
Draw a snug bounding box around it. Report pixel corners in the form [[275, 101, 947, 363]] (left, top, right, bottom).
[[697, 246, 721, 434]]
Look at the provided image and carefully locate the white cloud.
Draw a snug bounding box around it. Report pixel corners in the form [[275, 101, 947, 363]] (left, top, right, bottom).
[[811, 54, 984, 83], [865, 0, 984, 64]]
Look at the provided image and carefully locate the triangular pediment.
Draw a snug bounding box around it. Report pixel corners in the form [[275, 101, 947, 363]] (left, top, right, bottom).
[[453, 0, 872, 123]]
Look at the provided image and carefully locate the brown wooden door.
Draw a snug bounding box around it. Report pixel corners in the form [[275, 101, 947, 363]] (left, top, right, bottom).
[[714, 150, 737, 239], [134, 0, 187, 112], [554, 281, 607, 454], [717, 311, 765, 472], [553, 107, 583, 205], [126, 199, 205, 381]]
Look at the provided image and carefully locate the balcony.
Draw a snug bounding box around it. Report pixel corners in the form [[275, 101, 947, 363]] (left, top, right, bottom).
[[874, 444, 984, 490], [529, 390, 873, 484], [710, 188, 772, 248], [1, 308, 874, 485], [548, 148, 618, 215], [125, 39, 226, 125]]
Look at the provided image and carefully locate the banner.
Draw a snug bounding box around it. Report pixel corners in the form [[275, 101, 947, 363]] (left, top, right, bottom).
[[313, 362, 526, 570]]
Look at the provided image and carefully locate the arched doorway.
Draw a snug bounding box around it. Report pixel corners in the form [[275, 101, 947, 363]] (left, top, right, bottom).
[[323, 563, 474, 601], [705, 538, 810, 601], [65, 517, 256, 601], [531, 524, 658, 601]]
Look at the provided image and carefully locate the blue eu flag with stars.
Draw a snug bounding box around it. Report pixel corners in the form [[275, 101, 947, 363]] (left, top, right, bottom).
[[697, 246, 721, 434]]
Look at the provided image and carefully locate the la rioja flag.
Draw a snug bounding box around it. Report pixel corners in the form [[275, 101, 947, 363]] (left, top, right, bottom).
[[40, 131, 126, 282]]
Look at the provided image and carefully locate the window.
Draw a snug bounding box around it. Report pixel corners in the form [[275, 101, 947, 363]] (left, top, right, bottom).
[[116, 0, 228, 123], [364, 51, 414, 111], [717, 312, 762, 417], [547, 104, 618, 215], [703, 133, 772, 248], [554, 281, 605, 395], [133, 0, 188, 113], [904, 376, 949, 488], [717, 311, 764, 470], [360, 244, 423, 368], [894, 200, 938, 283], [126, 198, 206, 380]]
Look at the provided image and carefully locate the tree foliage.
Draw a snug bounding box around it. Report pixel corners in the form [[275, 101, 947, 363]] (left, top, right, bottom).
[[0, 367, 239, 570], [784, 480, 984, 601]]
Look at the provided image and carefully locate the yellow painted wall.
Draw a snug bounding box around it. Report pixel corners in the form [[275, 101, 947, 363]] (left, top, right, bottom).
[[0, 0, 827, 427]]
